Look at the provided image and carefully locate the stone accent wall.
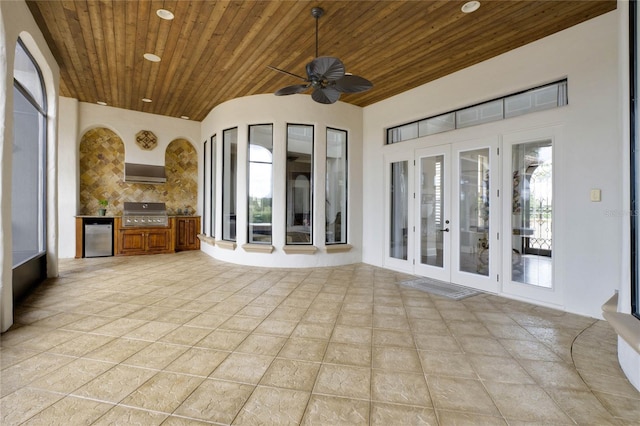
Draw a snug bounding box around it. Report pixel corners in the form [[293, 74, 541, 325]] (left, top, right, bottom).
[[79, 128, 197, 216], [165, 139, 198, 215]]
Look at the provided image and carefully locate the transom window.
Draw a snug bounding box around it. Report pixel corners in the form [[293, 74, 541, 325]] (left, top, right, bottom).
[[387, 80, 568, 144]]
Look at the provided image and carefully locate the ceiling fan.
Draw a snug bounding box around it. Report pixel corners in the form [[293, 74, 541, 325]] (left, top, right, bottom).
[[268, 6, 373, 104]]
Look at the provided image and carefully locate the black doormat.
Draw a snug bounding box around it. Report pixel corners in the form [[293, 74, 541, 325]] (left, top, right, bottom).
[[400, 277, 481, 300]]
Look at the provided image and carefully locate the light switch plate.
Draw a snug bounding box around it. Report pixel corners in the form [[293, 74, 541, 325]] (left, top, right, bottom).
[[590, 189, 601, 202]]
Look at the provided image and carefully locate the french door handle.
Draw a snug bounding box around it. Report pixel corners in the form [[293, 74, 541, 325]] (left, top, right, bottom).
[[438, 228, 450, 232]]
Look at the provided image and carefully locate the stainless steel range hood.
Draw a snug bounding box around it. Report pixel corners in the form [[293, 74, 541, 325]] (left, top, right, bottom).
[[124, 163, 167, 184]]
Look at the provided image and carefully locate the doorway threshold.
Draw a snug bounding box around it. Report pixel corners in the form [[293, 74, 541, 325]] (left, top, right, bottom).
[[400, 277, 482, 300]]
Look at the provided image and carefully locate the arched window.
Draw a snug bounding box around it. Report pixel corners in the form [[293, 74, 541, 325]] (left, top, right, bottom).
[[12, 38, 47, 297]]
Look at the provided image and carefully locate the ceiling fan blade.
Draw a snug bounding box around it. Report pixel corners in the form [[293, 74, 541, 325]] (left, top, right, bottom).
[[312, 87, 341, 104], [275, 84, 310, 96], [307, 56, 345, 81], [333, 75, 373, 93], [267, 65, 307, 82]]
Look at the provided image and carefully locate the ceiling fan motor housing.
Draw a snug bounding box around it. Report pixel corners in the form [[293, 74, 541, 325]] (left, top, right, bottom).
[[311, 7, 324, 19]]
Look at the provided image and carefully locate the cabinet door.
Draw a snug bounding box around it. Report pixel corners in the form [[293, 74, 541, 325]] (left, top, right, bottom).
[[119, 230, 146, 255], [176, 219, 188, 249], [146, 229, 173, 252], [176, 217, 200, 251]]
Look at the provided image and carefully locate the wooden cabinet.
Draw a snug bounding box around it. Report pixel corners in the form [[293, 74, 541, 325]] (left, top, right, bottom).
[[114, 218, 175, 256], [96, 216, 201, 256], [118, 228, 174, 255], [175, 216, 201, 251]]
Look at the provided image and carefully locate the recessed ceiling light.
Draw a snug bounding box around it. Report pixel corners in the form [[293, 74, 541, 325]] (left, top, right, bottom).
[[461, 1, 480, 13], [156, 9, 174, 20], [142, 98, 153, 103], [180, 116, 190, 120], [143, 53, 161, 62], [97, 101, 107, 106]]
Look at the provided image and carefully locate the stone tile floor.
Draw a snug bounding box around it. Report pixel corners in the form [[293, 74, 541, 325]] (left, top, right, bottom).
[[1, 251, 639, 425]]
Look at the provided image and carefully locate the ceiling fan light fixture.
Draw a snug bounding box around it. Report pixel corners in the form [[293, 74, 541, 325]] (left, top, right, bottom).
[[143, 53, 161, 62], [156, 9, 174, 20], [268, 6, 373, 105], [461, 1, 481, 14]]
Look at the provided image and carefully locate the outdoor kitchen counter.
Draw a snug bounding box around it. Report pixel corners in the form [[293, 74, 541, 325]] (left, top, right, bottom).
[[76, 215, 201, 257]]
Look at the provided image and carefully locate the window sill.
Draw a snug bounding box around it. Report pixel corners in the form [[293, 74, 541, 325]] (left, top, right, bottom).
[[197, 234, 215, 246], [602, 293, 640, 354], [242, 243, 274, 254], [215, 240, 237, 250], [325, 244, 353, 253], [283, 245, 317, 255]]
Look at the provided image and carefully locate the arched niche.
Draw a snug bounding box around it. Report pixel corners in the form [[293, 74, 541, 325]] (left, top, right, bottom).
[[79, 127, 125, 215], [165, 138, 198, 215]]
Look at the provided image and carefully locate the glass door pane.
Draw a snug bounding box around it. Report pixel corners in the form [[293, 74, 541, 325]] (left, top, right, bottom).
[[415, 146, 450, 281], [458, 148, 490, 276], [390, 161, 408, 260], [511, 140, 553, 288], [420, 155, 445, 267]]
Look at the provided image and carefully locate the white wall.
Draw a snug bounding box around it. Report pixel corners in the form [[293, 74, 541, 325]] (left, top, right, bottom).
[[0, 0, 60, 332], [616, 0, 640, 393], [57, 96, 79, 259], [57, 100, 201, 258], [77, 102, 201, 166], [362, 10, 621, 319], [200, 93, 363, 268]]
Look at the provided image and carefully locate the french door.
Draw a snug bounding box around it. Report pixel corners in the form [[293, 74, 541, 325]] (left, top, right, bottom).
[[414, 139, 500, 292], [414, 145, 451, 281], [386, 130, 558, 303]]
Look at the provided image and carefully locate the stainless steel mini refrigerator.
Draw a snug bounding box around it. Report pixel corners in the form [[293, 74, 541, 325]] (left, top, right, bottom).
[[84, 220, 113, 257]]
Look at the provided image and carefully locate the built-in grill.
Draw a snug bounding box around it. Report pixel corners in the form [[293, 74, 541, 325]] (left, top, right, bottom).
[[122, 202, 168, 227]]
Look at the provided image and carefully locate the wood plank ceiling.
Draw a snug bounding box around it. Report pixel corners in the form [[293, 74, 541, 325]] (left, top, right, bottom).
[[26, 0, 616, 121]]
